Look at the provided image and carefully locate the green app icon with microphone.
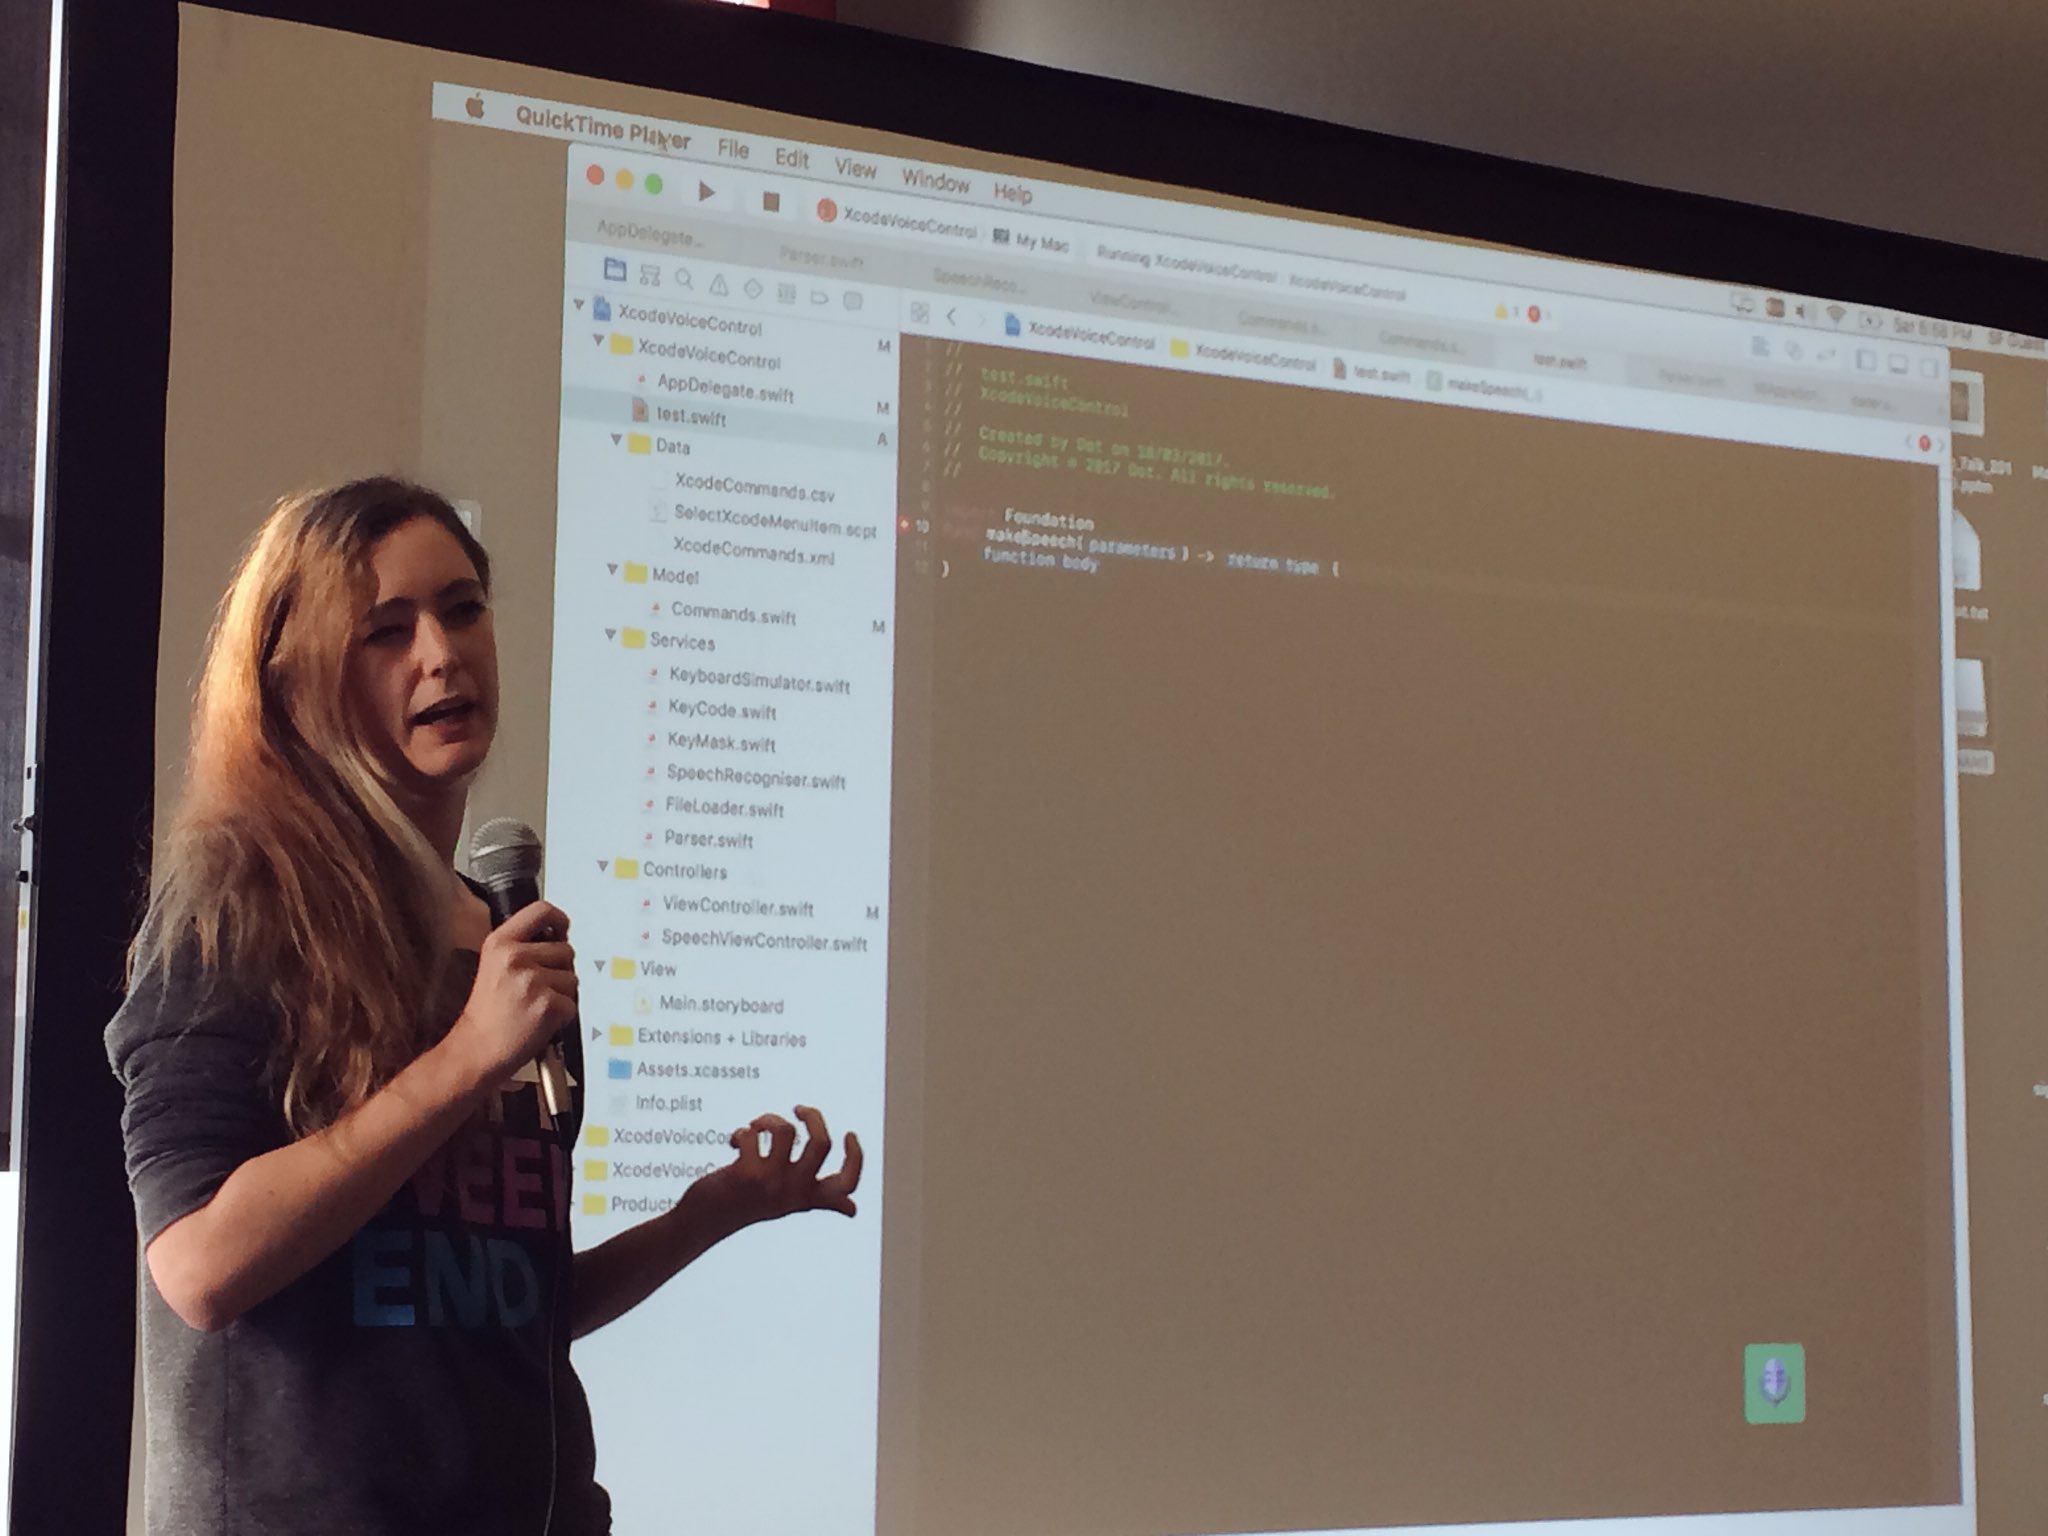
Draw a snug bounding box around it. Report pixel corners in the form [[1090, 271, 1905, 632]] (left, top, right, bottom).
[[1745, 1343, 1806, 1425]]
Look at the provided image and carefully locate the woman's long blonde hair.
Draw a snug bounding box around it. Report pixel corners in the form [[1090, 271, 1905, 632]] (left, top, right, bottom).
[[132, 477, 494, 1135]]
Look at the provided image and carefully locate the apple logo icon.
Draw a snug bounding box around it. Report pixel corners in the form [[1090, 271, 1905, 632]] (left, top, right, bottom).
[[465, 93, 484, 120]]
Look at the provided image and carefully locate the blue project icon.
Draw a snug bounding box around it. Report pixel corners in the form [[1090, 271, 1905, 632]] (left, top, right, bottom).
[[606, 1058, 633, 1081], [603, 256, 627, 282], [1004, 312, 1022, 337], [592, 294, 612, 321]]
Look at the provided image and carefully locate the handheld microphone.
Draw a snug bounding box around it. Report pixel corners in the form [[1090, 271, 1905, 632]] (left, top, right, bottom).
[[467, 817, 573, 1121]]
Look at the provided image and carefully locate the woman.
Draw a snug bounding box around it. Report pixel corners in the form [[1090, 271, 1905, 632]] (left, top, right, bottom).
[[106, 477, 860, 1534]]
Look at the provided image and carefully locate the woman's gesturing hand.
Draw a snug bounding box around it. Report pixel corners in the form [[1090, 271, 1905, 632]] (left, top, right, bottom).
[[447, 900, 578, 1087], [693, 1106, 863, 1228]]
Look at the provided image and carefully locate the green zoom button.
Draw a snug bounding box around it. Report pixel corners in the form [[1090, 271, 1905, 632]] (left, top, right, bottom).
[[1745, 1343, 1806, 1425]]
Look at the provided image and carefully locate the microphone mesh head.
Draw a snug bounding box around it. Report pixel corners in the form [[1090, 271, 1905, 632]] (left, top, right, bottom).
[[468, 817, 543, 889]]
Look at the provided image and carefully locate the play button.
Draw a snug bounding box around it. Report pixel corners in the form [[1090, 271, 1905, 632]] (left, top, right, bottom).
[[698, 180, 715, 201]]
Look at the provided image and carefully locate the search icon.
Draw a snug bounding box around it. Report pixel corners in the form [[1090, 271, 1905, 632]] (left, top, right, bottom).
[[673, 268, 694, 290]]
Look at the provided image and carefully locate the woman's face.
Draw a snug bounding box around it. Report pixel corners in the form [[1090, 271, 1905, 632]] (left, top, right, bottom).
[[344, 516, 499, 794]]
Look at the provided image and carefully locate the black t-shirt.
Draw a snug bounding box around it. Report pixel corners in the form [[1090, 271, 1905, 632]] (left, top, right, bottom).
[[105, 931, 611, 1536]]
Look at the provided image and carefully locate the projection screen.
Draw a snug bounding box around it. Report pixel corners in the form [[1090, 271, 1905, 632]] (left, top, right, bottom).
[[108, 4, 2048, 1534]]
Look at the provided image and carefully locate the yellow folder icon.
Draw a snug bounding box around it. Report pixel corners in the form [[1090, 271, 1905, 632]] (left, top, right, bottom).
[[582, 1193, 608, 1216], [585, 1125, 611, 1147], [1170, 338, 1191, 359], [614, 857, 640, 879], [626, 433, 652, 455], [583, 1160, 609, 1182], [621, 628, 647, 649], [623, 561, 649, 583], [608, 333, 633, 355], [610, 957, 636, 980], [608, 1024, 634, 1047]]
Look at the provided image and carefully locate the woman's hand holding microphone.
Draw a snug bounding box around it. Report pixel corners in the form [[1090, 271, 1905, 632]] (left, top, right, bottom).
[[443, 902, 865, 1243], [446, 900, 579, 1095]]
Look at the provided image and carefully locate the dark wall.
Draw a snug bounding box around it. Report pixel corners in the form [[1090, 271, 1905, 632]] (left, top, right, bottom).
[[839, 0, 2048, 262], [0, 0, 54, 1162], [7, 0, 168, 1527]]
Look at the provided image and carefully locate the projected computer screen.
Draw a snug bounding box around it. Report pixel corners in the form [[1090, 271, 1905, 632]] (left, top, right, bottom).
[[153, 6, 2026, 1534]]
